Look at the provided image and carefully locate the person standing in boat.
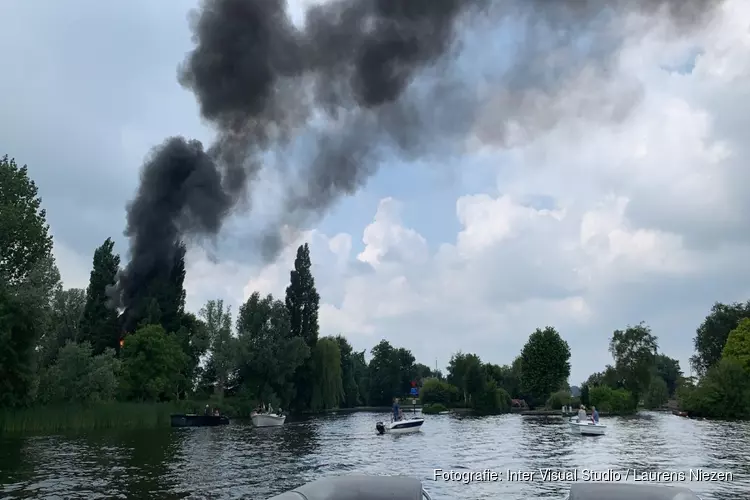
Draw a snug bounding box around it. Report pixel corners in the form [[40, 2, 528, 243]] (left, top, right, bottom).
[[591, 406, 599, 424], [204, 404, 210, 416], [392, 398, 401, 421]]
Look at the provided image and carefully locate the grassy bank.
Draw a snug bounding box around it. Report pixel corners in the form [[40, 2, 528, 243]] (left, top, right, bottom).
[[0, 402, 178, 435]]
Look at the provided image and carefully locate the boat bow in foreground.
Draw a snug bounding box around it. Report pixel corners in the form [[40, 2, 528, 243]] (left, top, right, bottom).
[[265, 474, 702, 500]]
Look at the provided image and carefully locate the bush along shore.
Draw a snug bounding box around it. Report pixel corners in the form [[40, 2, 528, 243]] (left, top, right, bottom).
[[3, 155, 750, 435]]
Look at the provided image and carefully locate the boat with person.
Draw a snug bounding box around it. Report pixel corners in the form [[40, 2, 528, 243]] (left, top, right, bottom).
[[251, 403, 286, 427], [376, 415, 424, 434], [251, 411, 286, 427], [569, 416, 607, 435], [170, 413, 229, 427], [264, 474, 701, 499]]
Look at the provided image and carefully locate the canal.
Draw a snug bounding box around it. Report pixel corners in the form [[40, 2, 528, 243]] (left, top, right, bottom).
[[1, 411, 747, 499]]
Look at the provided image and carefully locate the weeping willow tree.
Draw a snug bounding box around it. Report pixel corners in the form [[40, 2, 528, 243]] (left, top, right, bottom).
[[310, 337, 344, 411]]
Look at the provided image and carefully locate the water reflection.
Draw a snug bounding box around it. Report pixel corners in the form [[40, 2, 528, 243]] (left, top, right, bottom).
[[0, 438, 28, 489], [1, 411, 748, 500]]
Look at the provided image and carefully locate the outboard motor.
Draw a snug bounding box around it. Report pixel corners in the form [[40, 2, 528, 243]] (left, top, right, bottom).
[[375, 421, 386, 434]]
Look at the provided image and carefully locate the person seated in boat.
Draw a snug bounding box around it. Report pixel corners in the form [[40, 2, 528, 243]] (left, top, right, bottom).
[[577, 405, 587, 423], [213, 408, 220, 417], [392, 398, 402, 421], [591, 406, 599, 424]]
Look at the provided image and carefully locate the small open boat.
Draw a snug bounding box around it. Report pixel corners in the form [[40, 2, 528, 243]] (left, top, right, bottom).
[[569, 417, 606, 436], [376, 416, 424, 435], [170, 414, 229, 428], [251, 411, 286, 427]]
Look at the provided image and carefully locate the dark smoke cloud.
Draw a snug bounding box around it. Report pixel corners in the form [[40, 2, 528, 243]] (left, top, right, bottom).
[[111, 0, 724, 320]]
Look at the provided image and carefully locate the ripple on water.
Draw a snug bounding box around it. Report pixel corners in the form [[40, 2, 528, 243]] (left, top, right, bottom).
[[0, 411, 747, 499]]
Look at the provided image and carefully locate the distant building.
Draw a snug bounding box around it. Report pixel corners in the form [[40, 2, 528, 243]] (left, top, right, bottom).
[[570, 386, 581, 397]]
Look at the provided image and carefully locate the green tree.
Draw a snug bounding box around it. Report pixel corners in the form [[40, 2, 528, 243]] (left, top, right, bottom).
[[420, 378, 459, 406], [334, 335, 360, 407], [484, 360, 522, 399], [519, 326, 571, 407], [38, 287, 87, 368], [79, 238, 121, 355], [589, 386, 637, 414], [236, 292, 309, 408], [0, 154, 59, 407], [580, 383, 590, 406], [722, 318, 750, 372], [351, 350, 369, 406], [0, 286, 38, 407], [37, 341, 120, 404], [174, 312, 210, 398], [609, 322, 658, 403], [679, 358, 750, 419], [286, 243, 320, 410], [119, 324, 188, 401], [413, 363, 433, 385], [368, 340, 416, 406], [0, 155, 53, 286], [462, 354, 485, 406], [311, 337, 344, 411], [199, 299, 235, 398], [547, 390, 573, 409], [653, 354, 682, 397], [447, 352, 473, 404], [473, 380, 511, 415], [644, 376, 669, 409], [691, 301, 750, 377], [586, 365, 622, 389]]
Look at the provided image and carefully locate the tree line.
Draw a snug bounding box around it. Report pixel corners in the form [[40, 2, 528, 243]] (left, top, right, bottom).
[[2, 154, 750, 419], [0, 155, 438, 413], [576, 309, 750, 420]]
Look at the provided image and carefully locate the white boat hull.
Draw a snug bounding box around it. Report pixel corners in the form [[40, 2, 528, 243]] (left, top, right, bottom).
[[251, 412, 286, 427], [376, 417, 424, 434], [569, 419, 606, 435]]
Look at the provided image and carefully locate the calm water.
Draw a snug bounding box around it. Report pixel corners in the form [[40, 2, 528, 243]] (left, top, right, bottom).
[[1, 411, 748, 499]]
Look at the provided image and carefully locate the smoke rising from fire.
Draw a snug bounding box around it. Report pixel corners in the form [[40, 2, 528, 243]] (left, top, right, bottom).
[[110, 0, 723, 326]]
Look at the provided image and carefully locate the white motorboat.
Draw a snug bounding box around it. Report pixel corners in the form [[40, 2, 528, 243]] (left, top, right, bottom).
[[265, 474, 702, 500], [376, 416, 424, 435], [569, 417, 607, 436], [251, 411, 286, 427]]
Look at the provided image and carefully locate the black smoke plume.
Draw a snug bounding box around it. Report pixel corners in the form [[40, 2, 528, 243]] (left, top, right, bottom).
[[111, 0, 724, 329]]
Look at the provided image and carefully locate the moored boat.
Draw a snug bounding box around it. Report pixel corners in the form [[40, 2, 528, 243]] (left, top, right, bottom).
[[170, 414, 229, 428], [251, 411, 286, 427]]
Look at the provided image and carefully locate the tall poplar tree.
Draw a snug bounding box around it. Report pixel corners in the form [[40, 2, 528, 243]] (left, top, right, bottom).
[[79, 238, 121, 354], [286, 243, 320, 410]]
